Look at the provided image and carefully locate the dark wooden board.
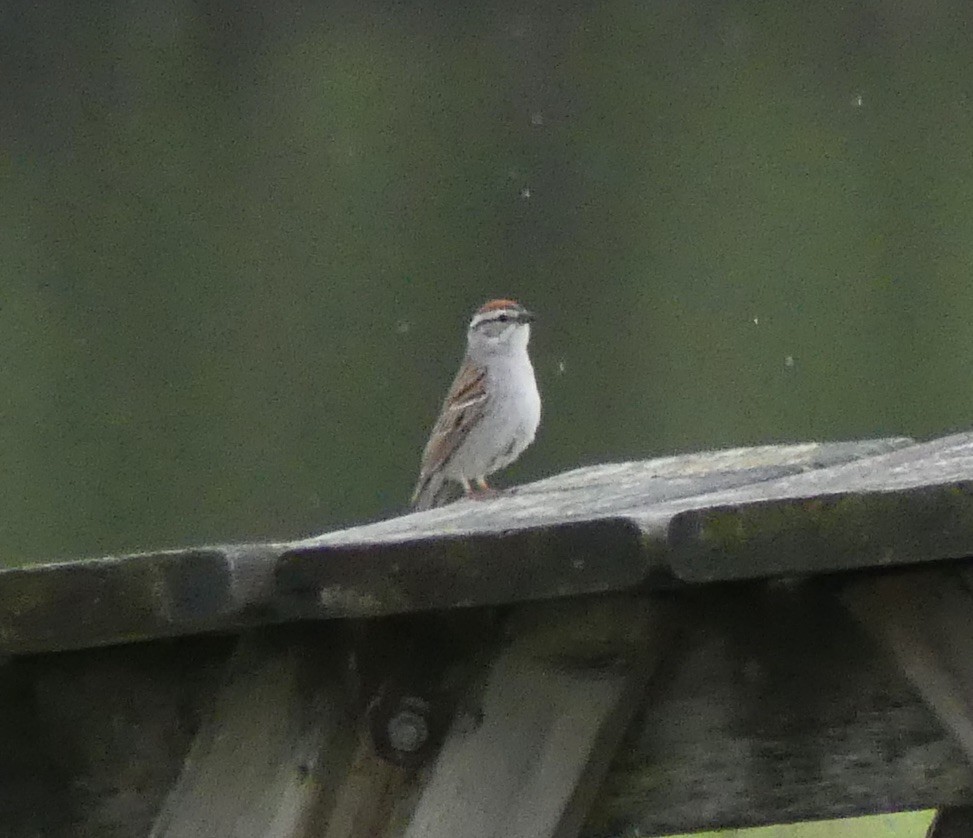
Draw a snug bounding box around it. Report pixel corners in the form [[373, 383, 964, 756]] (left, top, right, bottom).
[[842, 567, 973, 765], [281, 433, 973, 617], [20, 432, 973, 654], [399, 598, 673, 838], [151, 630, 357, 838], [2, 586, 971, 837], [0, 544, 282, 654], [583, 582, 973, 836], [7, 635, 234, 837]]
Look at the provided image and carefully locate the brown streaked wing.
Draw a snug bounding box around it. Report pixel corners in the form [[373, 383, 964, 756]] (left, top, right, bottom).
[[417, 359, 489, 480]]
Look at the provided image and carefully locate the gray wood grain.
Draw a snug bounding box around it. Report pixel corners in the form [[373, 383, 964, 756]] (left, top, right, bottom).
[[151, 630, 353, 838], [18, 432, 973, 659], [317, 742, 411, 838], [8, 433, 973, 836], [2, 435, 924, 654], [583, 582, 973, 836], [0, 544, 281, 654], [4, 597, 972, 838], [9, 636, 233, 837], [399, 598, 672, 838], [277, 436, 923, 617], [842, 568, 973, 764]]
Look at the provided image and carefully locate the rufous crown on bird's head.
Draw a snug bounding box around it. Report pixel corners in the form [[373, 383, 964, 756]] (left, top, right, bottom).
[[477, 298, 522, 315]]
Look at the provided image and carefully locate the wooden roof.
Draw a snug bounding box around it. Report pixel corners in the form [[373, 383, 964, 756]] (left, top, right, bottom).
[[9, 432, 973, 654], [4, 433, 973, 836]]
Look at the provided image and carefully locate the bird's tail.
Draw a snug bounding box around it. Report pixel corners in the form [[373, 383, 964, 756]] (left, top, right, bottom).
[[411, 473, 458, 511]]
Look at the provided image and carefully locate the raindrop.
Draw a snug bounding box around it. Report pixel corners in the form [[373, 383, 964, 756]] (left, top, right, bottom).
[[530, 112, 544, 126], [396, 320, 411, 334], [520, 186, 532, 199], [784, 355, 795, 368]]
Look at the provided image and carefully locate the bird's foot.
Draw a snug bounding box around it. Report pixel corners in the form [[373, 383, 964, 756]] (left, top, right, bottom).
[[465, 478, 501, 501]]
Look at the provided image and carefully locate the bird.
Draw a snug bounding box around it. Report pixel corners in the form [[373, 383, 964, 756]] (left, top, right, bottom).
[[411, 299, 541, 511]]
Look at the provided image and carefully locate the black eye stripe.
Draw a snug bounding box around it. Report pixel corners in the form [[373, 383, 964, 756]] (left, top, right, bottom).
[[473, 309, 521, 328]]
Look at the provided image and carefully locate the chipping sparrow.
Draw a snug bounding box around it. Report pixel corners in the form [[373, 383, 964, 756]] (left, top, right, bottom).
[[411, 299, 541, 511]]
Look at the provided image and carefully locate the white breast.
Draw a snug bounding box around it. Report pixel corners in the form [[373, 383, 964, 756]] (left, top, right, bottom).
[[484, 349, 541, 473], [444, 330, 542, 482]]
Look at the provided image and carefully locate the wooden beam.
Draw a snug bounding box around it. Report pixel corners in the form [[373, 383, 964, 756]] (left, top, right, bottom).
[[277, 437, 919, 617], [399, 596, 674, 838], [150, 627, 355, 838], [7, 586, 973, 837], [841, 567, 973, 764], [2, 434, 951, 654], [314, 740, 409, 838], [586, 582, 973, 836]]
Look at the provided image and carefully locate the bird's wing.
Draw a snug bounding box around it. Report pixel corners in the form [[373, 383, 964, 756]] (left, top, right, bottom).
[[412, 359, 489, 503]]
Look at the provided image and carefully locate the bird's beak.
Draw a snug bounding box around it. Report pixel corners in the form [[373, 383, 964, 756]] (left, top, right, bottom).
[[518, 309, 535, 323]]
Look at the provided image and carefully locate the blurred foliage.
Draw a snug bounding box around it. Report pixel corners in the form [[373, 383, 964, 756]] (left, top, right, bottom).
[[2, 0, 972, 583]]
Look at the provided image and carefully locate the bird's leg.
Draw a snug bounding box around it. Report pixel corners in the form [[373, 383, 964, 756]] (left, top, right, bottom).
[[460, 476, 500, 501], [470, 476, 499, 499]]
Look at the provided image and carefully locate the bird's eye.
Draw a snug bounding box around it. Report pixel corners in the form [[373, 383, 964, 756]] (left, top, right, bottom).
[[497, 314, 510, 322]]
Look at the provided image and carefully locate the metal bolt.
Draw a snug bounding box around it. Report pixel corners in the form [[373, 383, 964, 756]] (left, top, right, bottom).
[[387, 701, 430, 753]]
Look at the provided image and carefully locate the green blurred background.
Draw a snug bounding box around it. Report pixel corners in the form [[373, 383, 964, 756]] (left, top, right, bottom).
[[2, 0, 966, 835], [7, 0, 973, 565]]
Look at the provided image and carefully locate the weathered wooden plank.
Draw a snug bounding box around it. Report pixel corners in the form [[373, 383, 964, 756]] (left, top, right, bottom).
[[294, 437, 916, 549], [151, 627, 355, 838], [583, 582, 973, 837], [278, 519, 652, 619], [0, 436, 918, 654], [279, 432, 973, 609], [7, 635, 233, 837], [314, 742, 410, 838], [841, 568, 973, 765], [661, 443, 973, 582], [0, 660, 76, 836], [399, 597, 674, 838], [277, 437, 915, 617], [0, 544, 281, 655], [3, 590, 973, 837], [0, 627, 420, 838]]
